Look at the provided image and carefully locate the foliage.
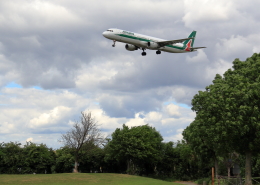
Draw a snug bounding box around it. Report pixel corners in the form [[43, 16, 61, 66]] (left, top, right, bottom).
[[0, 142, 23, 174], [106, 124, 163, 175], [0, 142, 55, 174], [22, 142, 56, 174], [183, 53, 260, 185], [78, 144, 105, 173], [54, 146, 74, 173]]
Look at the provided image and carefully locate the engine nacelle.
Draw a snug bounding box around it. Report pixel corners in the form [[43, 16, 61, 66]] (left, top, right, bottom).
[[147, 42, 159, 49], [125, 44, 138, 51]]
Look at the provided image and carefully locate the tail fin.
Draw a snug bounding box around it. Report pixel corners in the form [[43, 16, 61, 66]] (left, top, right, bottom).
[[183, 31, 196, 51]]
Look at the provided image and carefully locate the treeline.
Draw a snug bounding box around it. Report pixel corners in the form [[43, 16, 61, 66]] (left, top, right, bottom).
[[0, 126, 260, 180], [0, 134, 208, 179]]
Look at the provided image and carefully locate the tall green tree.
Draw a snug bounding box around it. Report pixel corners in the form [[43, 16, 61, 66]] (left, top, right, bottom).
[[106, 124, 163, 175], [55, 146, 74, 173], [23, 142, 56, 174], [184, 53, 260, 185], [183, 119, 221, 177], [0, 142, 23, 174]]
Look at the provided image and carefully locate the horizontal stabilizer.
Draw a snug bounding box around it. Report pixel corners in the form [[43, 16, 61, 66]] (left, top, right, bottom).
[[191, 47, 206, 49]]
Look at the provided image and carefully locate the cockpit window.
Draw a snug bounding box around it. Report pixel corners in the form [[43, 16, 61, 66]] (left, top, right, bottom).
[[107, 29, 113, 32]]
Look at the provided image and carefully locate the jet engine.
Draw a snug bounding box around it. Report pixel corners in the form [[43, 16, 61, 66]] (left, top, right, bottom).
[[147, 42, 159, 49], [125, 44, 138, 51]]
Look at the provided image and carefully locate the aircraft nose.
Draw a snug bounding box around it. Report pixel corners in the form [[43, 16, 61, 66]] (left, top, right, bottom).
[[102, 31, 108, 38]]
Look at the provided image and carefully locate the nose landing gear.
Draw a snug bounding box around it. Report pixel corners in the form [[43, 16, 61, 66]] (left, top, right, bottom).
[[112, 40, 116, 47]]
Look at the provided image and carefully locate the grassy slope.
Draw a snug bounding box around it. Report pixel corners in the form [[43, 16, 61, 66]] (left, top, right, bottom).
[[0, 173, 183, 185]]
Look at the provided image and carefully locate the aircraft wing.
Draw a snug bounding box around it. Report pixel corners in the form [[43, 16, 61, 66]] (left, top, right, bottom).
[[157, 37, 193, 47]]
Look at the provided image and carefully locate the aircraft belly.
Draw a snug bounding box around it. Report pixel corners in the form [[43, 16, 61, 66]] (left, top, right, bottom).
[[161, 47, 187, 53]]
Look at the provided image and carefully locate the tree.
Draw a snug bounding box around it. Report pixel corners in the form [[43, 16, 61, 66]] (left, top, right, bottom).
[[60, 111, 104, 173], [106, 124, 163, 175], [184, 53, 260, 185], [183, 119, 221, 178], [54, 146, 74, 173], [78, 144, 105, 173], [0, 142, 23, 174], [155, 141, 176, 177], [22, 142, 56, 174]]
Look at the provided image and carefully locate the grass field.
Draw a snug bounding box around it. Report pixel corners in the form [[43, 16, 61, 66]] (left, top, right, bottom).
[[0, 173, 183, 185]]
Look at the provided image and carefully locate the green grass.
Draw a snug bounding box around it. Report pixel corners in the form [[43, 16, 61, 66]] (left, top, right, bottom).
[[0, 173, 184, 185]]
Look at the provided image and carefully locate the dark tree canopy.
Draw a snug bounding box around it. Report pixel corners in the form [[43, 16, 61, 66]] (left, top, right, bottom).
[[106, 124, 163, 174]]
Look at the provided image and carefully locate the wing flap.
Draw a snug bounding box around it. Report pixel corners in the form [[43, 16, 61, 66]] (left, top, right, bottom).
[[157, 37, 193, 47]]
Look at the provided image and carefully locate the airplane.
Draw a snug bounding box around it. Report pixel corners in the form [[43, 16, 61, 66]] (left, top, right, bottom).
[[102, 28, 206, 56]]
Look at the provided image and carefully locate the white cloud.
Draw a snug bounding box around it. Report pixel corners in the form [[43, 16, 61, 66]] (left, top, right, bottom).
[[0, 122, 15, 134], [183, 0, 237, 27], [0, 0, 84, 32], [205, 59, 232, 81], [125, 113, 147, 127], [164, 128, 184, 142], [166, 104, 181, 117], [145, 112, 162, 123], [215, 35, 252, 59], [26, 137, 33, 142], [186, 50, 209, 63], [28, 106, 71, 128]]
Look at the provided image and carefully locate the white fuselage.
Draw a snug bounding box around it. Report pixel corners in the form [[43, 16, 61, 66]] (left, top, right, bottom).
[[102, 28, 189, 53]]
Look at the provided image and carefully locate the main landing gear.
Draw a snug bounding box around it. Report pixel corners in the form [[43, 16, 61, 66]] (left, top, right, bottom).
[[112, 40, 116, 47], [141, 49, 161, 56], [141, 48, 146, 56]]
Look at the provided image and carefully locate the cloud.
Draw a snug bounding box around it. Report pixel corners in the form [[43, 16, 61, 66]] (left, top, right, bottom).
[[26, 137, 33, 142], [29, 106, 71, 129], [186, 50, 209, 63], [164, 128, 184, 142], [0, 0, 84, 33], [183, 0, 236, 26], [166, 104, 181, 118], [0, 122, 15, 134]]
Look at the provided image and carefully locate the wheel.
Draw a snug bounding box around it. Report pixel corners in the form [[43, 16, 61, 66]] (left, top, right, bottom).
[[112, 44, 115, 47], [156, 50, 161, 54], [141, 52, 146, 56]]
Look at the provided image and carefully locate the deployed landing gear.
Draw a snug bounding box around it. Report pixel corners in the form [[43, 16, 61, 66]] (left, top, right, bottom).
[[141, 48, 146, 56], [156, 50, 161, 55], [112, 40, 116, 47]]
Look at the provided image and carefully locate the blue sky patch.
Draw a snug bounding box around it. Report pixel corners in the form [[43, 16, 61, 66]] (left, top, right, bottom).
[[163, 101, 191, 109], [6, 82, 22, 88]]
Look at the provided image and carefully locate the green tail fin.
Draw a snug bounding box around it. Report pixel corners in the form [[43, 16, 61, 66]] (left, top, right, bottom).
[[183, 31, 196, 47]]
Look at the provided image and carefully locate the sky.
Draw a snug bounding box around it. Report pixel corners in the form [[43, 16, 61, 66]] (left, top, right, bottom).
[[1, 0, 260, 149]]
